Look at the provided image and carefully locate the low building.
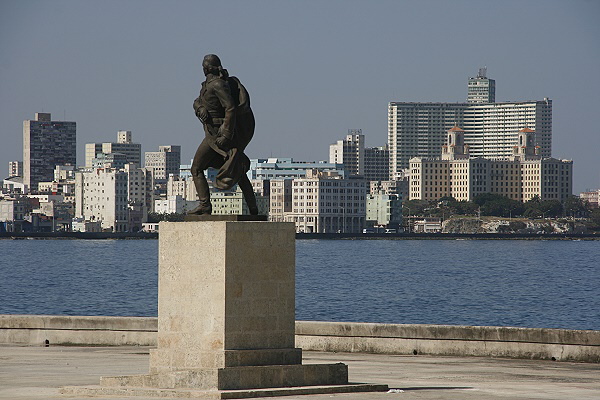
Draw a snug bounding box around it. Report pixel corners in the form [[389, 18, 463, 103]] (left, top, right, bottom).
[[413, 217, 442, 233], [366, 193, 402, 229]]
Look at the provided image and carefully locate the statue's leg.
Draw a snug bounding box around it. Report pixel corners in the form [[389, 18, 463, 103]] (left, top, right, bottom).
[[238, 174, 258, 215], [189, 139, 216, 215]]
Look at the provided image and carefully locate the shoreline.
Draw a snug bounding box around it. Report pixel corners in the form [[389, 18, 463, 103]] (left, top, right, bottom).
[[1, 231, 599, 240]]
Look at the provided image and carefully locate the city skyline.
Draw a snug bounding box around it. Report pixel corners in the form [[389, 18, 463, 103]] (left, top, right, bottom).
[[1, 0, 599, 193]]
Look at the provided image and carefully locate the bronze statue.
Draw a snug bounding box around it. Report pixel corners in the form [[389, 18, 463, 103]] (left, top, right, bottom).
[[188, 54, 258, 215]]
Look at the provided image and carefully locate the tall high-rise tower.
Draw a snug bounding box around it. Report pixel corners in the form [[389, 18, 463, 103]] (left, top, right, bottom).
[[23, 112, 76, 192], [467, 67, 495, 103], [388, 71, 552, 179]]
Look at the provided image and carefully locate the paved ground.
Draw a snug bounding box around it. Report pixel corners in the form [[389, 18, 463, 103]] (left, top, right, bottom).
[[0, 344, 599, 400]]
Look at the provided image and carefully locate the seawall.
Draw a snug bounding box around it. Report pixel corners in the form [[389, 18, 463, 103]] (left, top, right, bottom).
[[2, 232, 599, 240], [1, 315, 598, 363]]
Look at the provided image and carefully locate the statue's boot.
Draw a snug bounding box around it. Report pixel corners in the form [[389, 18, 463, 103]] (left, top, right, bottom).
[[187, 200, 212, 215]]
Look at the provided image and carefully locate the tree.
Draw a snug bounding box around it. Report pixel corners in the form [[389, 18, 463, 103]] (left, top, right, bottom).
[[563, 196, 590, 218], [402, 199, 429, 217], [473, 193, 524, 217]]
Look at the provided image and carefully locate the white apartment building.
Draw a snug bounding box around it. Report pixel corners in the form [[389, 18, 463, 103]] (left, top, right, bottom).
[[284, 169, 367, 233], [85, 130, 142, 168], [75, 164, 153, 232], [144, 145, 181, 182], [409, 127, 572, 203], [388, 72, 552, 178]]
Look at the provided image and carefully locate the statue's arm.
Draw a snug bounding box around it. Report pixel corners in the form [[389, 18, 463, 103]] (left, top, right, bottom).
[[193, 96, 208, 123]]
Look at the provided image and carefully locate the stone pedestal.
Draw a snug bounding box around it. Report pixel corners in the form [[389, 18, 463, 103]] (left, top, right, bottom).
[[62, 221, 387, 398]]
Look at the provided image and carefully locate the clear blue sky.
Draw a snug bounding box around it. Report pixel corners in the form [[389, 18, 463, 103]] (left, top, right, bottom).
[[1, 0, 599, 193]]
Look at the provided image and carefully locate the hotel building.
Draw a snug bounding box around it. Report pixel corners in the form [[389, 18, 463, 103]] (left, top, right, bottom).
[[388, 71, 552, 179], [409, 127, 572, 203]]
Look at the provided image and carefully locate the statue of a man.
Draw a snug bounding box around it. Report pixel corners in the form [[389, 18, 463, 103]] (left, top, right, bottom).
[[188, 54, 258, 215]]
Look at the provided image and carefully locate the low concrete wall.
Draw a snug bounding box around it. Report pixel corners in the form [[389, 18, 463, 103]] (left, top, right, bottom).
[[1, 315, 598, 362], [295, 321, 600, 363], [0, 315, 157, 346]]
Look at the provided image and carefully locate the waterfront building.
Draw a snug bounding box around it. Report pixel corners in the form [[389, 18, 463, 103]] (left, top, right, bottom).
[[249, 158, 344, 180], [0, 198, 28, 232], [366, 193, 402, 229], [282, 169, 367, 233], [8, 161, 22, 178], [144, 145, 181, 183], [409, 127, 573, 202], [23, 113, 76, 192], [74, 164, 153, 232], [388, 71, 552, 177], [84, 130, 141, 168]]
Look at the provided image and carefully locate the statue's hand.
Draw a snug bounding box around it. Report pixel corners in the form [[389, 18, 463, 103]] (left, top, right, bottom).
[[215, 135, 232, 151], [196, 107, 209, 123]]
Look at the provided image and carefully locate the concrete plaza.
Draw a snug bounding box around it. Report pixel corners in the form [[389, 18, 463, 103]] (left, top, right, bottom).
[[1, 344, 598, 400]]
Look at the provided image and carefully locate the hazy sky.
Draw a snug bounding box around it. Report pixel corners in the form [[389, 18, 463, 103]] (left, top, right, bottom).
[[1, 0, 599, 193]]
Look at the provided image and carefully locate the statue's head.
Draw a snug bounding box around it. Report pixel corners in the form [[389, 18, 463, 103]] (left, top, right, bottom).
[[202, 54, 222, 76]]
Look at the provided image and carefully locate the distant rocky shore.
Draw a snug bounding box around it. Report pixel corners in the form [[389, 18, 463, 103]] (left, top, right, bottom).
[[442, 217, 589, 234]]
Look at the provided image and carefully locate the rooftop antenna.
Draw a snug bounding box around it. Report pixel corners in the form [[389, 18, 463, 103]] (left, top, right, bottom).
[[478, 66, 487, 78]]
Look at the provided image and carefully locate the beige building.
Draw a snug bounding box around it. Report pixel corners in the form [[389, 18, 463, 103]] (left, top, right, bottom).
[[409, 127, 572, 203], [144, 145, 181, 183], [282, 169, 367, 233]]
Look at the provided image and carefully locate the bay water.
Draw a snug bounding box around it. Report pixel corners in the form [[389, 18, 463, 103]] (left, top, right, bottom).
[[0, 238, 598, 331]]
